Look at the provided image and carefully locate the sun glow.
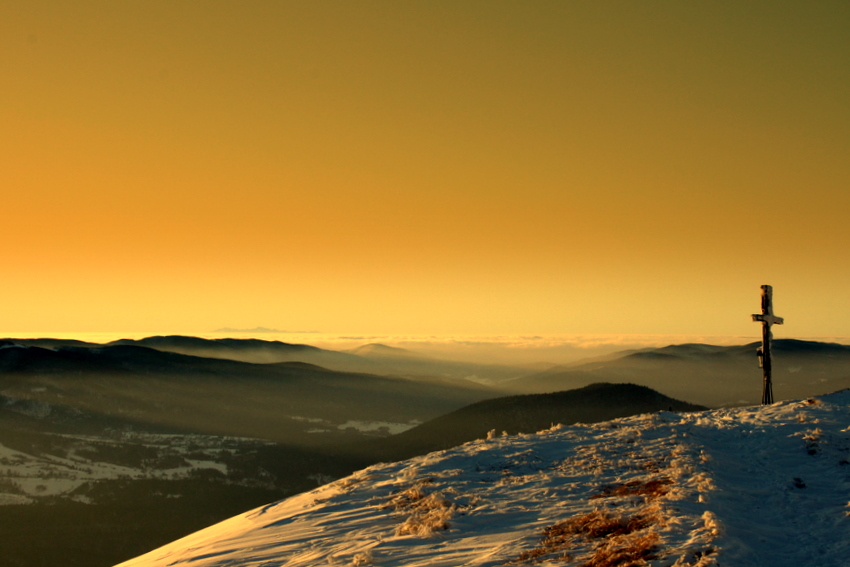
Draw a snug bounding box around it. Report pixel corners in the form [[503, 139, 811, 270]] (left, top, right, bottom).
[[2, 2, 849, 337]]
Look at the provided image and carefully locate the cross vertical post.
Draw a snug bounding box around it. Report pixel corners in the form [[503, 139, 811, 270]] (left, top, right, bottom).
[[751, 285, 784, 405]]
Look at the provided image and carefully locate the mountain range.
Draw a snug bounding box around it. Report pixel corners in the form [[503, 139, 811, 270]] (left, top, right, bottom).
[[0, 341, 491, 444], [506, 339, 850, 407], [0, 335, 848, 566], [10, 336, 849, 409], [2, 335, 528, 383]]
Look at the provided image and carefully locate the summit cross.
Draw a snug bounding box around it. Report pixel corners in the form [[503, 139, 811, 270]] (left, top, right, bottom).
[[752, 284, 784, 405]]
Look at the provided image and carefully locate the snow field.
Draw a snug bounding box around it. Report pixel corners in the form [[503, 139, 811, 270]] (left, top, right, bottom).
[[116, 391, 850, 567], [0, 432, 266, 502]]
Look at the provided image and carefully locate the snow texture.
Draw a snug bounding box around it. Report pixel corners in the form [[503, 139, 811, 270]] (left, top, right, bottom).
[[0, 433, 263, 501], [116, 391, 850, 567]]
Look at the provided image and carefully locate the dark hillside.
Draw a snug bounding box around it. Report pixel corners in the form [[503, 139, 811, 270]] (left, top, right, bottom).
[[0, 345, 494, 444], [350, 383, 705, 462]]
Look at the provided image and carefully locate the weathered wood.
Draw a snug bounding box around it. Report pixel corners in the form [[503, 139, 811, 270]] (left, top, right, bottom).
[[751, 285, 784, 404]]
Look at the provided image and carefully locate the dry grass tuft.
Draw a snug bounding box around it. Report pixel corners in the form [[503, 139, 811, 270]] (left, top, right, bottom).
[[584, 531, 659, 567], [384, 481, 459, 537], [590, 478, 672, 501], [545, 510, 655, 541], [800, 428, 824, 455], [394, 492, 455, 536], [508, 509, 661, 565], [351, 550, 373, 566], [802, 428, 824, 442]]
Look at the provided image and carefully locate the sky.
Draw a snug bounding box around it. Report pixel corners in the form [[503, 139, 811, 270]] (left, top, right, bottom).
[[2, 1, 849, 340]]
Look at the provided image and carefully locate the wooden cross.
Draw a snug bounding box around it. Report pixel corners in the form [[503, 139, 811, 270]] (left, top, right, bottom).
[[751, 285, 784, 405]]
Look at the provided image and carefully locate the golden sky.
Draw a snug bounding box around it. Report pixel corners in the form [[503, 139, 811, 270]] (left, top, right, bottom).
[[2, 1, 849, 338]]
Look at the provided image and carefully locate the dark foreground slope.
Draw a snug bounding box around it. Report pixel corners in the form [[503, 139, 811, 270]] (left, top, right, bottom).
[[348, 382, 706, 463]]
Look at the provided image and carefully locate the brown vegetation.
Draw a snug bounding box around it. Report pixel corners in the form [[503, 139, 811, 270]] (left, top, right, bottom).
[[508, 509, 661, 566], [383, 480, 458, 537], [590, 478, 672, 501]]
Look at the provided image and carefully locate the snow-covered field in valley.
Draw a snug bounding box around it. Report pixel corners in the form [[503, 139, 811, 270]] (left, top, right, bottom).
[[0, 432, 275, 502], [116, 391, 850, 567]]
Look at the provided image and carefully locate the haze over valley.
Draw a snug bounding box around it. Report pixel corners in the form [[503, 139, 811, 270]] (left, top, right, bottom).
[[2, 334, 850, 566]]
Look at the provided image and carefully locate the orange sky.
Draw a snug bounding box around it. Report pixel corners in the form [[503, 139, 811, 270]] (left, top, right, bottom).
[[2, 2, 849, 338]]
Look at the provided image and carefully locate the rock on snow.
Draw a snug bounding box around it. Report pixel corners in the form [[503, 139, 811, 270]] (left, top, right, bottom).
[[116, 391, 850, 567]]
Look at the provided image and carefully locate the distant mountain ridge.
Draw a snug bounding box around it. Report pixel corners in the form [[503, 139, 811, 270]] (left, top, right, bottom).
[[6, 336, 850, 407], [0, 343, 494, 444], [506, 339, 850, 407], [108, 335, 375, 369], [2, 335, 531, 384]]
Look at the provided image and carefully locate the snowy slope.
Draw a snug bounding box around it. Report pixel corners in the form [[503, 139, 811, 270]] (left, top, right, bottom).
[[116, 391, 850, 567]]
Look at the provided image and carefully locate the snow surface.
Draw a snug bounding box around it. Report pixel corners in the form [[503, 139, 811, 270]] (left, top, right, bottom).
[[0, 433, 263, 502], [116, 391, 850, 567]]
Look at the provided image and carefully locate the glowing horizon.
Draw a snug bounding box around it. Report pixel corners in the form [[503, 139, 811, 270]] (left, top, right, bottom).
[[3, 2, 849, 339]]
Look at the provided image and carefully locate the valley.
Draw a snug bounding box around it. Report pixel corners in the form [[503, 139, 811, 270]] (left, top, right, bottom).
[[0, 335, 848, 566]]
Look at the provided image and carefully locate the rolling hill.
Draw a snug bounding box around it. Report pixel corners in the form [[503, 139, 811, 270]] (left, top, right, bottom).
[[0, 343, 494, 444], [351, 382, 706, 462]]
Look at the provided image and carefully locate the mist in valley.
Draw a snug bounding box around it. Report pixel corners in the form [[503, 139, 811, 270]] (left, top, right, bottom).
[[2, 334, 850, 566]]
